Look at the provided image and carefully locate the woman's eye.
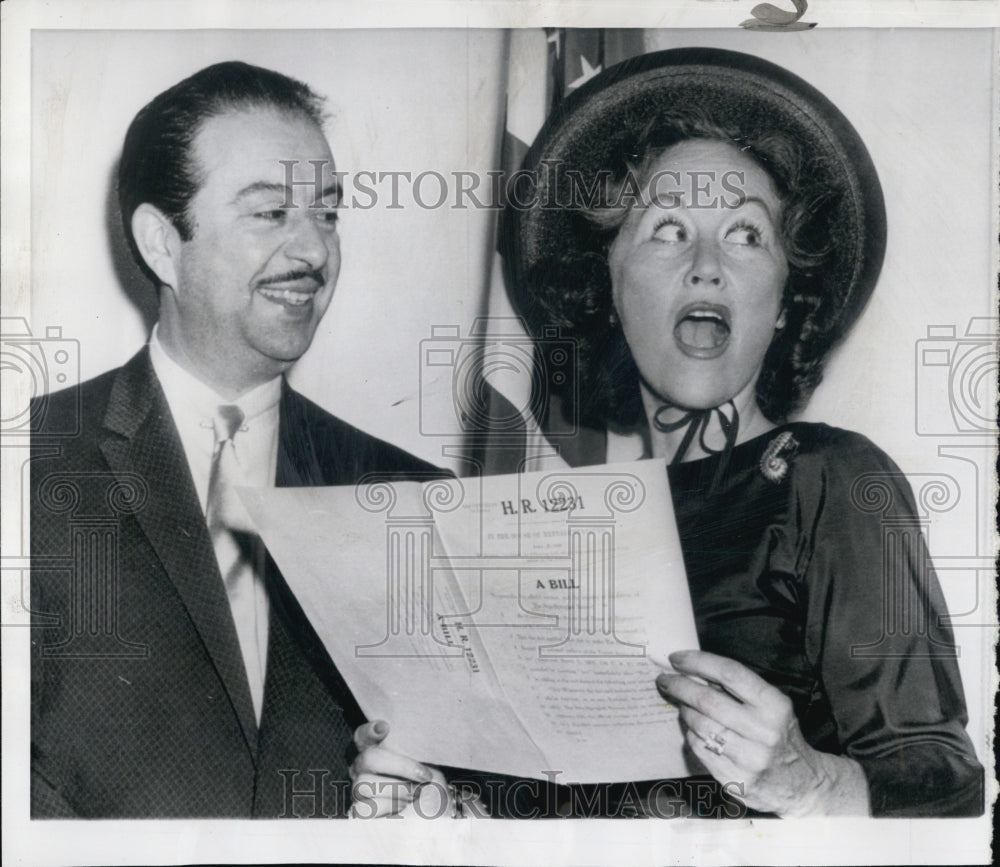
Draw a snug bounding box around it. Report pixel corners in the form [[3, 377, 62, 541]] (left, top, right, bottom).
[[254, 209, 287, 222], [652, 219, 686, 243], [726, 223, 762, 246], [315, 209, 339, 227]]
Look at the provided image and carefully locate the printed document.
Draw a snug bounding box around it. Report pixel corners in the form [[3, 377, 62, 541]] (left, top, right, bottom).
[[242, 459, 699, 782]]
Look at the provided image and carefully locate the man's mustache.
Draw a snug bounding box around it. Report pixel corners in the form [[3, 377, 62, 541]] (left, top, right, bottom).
[[256, 269, 325, 288]]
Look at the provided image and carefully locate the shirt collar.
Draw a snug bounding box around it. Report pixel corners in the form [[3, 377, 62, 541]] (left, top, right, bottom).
[[149, 324, 282, 424]]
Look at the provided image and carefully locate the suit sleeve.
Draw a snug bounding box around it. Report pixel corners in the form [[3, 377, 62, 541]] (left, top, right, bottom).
[[800, 437, 984, 816]]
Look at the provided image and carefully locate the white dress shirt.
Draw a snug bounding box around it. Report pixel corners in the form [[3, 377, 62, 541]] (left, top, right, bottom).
[[149, 325, 280, 723]]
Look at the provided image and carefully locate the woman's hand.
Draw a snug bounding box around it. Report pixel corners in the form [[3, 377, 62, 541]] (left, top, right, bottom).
[[656, 650, 870, 817], [349, 720, 454, 818]]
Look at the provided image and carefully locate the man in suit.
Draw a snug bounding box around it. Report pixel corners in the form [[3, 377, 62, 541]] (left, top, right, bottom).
[[30, 61, 438, 818]]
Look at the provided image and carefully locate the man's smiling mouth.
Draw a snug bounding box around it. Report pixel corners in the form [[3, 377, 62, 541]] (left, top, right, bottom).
[[256, 271, 324, 308], [257, 286, 316, 307]]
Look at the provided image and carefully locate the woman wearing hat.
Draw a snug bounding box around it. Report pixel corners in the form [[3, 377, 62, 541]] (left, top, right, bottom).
[[351, 48, 983, 818]]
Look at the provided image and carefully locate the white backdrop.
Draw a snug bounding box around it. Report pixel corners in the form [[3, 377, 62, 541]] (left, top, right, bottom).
[[29, 25, 997, 746], [28, 29, 997, 466]]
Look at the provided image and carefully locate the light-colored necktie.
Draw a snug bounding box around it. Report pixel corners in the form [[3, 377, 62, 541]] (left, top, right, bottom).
[[206, 405, 269, 724]]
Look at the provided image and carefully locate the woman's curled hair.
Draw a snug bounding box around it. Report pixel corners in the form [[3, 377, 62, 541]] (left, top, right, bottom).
[[520, 108, 845, 430]]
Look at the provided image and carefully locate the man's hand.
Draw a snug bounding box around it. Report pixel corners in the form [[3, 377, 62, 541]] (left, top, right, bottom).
[[656, 650, 869, 817], [348, 720, 455, 818]]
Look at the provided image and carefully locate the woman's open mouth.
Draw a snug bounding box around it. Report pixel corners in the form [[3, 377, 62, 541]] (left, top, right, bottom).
[[673, 302, 731, 359]]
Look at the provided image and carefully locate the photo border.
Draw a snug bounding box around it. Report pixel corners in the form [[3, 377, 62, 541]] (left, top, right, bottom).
[[3, 2, 997, 865]]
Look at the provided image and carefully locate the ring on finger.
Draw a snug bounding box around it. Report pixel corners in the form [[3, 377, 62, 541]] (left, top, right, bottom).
[[703, 731, 727, 756]]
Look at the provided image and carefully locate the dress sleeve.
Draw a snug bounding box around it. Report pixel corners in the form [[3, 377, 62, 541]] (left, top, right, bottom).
[[797, 433, 984, 817]]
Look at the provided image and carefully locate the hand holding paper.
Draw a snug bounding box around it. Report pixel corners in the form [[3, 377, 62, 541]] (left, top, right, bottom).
[[350, 720, 450, 818]]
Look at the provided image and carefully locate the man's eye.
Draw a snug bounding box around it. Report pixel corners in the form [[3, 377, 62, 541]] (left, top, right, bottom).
[[254, 209, 287, 222], [652, 218, 686, 243], [726, 223, 762, 247], [315, 209, 339, 227]]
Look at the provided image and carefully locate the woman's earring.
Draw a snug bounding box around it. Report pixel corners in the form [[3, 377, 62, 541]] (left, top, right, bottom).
[[776, 309, 787, 330]]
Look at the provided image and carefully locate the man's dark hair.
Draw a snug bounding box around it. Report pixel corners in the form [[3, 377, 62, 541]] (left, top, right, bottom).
[[117, 61, 326, 286]]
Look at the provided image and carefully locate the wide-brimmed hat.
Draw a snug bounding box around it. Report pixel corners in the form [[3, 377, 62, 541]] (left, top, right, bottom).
[[502, 47, 886, 346]]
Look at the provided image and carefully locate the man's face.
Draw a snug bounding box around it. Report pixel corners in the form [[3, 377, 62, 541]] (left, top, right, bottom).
[[165, 105, 341, 394]]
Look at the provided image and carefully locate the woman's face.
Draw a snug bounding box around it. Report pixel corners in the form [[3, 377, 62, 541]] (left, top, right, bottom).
[[609, 139, 789, 416]]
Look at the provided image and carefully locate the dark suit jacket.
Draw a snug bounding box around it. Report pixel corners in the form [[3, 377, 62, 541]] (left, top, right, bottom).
[[30, 347, 441, 817]]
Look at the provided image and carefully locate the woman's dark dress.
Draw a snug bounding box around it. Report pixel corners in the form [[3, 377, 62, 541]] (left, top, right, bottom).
[[478, 422, 983, 818], [666, 421, 982, 817]]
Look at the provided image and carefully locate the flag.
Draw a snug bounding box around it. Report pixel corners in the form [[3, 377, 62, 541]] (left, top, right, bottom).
[[461, 28, 645, 477]]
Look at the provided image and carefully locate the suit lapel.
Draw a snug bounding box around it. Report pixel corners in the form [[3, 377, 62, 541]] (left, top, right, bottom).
[[276, 383, 325, 488], [98, 349, 259, 756]]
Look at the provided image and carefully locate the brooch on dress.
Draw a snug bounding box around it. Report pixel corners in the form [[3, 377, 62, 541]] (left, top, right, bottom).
[[759, 431, 799, 483]]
